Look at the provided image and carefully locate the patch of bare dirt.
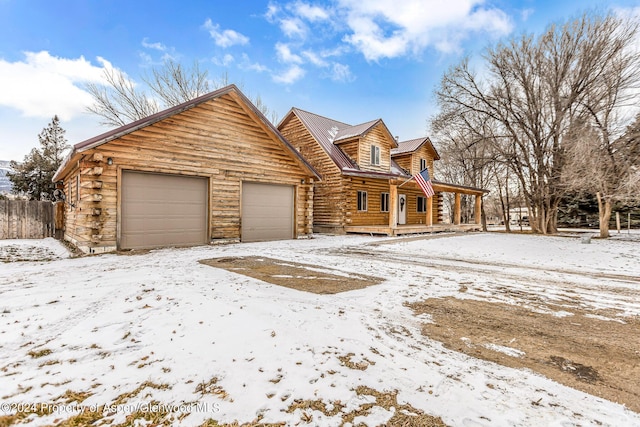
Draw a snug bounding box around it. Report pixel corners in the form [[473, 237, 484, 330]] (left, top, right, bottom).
[[408, 297, 640, 413], [199, 256, 382, 294]]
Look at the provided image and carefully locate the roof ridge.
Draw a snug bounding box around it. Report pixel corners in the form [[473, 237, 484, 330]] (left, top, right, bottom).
[[397, 136, 428, 145], [292, 107, 352, 128], [351, 118, 381, 128]]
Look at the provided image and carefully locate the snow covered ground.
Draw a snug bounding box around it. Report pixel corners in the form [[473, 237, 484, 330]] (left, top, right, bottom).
[[0, 232, 639, 426]]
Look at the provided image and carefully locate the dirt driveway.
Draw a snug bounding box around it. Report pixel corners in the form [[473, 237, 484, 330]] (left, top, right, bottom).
[[409, 296, 640, 413], [214, 241, 640, 418], [345, 235, 640, 415], [202, 247, 640, 414]]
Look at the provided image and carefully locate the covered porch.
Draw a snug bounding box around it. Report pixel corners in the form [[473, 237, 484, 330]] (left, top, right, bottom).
[[345, 179, 487, 237], [344, 223, 482, 236]]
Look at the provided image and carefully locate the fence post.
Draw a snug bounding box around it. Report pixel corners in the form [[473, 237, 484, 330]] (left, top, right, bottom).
[[0, 200, 6, 239], [54, 201, 65, 240], [616, 212, 620, 234]]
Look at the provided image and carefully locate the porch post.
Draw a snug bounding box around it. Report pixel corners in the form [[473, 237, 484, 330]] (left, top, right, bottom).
[[475, 194, 482, 225], [454, 192, 461, 225], [426, 196, 433, 226], [389, 183, 398, 230]]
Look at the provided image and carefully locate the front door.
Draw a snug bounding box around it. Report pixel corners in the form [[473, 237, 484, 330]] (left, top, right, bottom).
[[398, 194, 407, 225]]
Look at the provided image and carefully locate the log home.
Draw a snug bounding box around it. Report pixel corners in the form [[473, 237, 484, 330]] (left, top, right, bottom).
[[53, 85, 319, 253], [278, 108, 486, 235]]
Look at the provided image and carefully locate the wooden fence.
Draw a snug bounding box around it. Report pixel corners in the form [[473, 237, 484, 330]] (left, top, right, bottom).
[[0, 200, 58, 239]]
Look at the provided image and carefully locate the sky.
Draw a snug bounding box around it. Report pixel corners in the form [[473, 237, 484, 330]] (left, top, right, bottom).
[[1, 0, 639, 161]]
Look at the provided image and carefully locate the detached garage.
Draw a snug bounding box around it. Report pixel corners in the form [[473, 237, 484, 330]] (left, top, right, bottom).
[[53, 85, 319, 254]]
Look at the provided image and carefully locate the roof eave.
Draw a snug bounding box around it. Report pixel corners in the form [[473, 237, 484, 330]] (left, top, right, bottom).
[[342, 169, 405, 180], [432, 180, 489, 194]]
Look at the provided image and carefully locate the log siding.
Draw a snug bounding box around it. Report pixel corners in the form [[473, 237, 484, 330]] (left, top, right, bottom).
[[56, 87, 317, 253], [279, 114, 347, 232], [358, 126, 393, 173]]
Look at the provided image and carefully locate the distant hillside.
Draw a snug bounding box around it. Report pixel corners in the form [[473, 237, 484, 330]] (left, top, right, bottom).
[[0, 160, 13, 193]]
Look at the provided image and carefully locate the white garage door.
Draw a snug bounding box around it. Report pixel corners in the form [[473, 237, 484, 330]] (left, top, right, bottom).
[[242, 182, 294, 242], [121, 171, 208, 250]]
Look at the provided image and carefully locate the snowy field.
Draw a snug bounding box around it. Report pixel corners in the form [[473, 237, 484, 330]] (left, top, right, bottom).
[[0, 232, 639, 426]]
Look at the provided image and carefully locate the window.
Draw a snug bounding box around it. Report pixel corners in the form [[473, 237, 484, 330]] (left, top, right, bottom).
[[76, 174, 80, 207], [357, 191, 368, 211], [67, 180, 72, 209], [420, 158, 427, 171], [370, 145, 380, 166], [417, 196, 427, 213], [380, 192, 389, 212]]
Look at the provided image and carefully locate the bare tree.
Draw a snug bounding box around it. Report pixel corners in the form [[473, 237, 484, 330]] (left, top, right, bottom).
[[86, 62, 279, 127], [431, 106, 500, 230], [563, 114, 640, 237], [144, 59, 211, 107], [561, 24, 640, 237], [432, 12, 640, 234], [252, 93, 279, 125], [86, 68, 159, 127]]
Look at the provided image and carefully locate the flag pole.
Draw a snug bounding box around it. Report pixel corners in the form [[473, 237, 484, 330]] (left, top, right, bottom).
[[397, 175, 414, 188]]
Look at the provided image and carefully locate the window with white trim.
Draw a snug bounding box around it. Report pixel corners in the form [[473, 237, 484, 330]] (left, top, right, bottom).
[[76, 174, 80, 208], [380, 192, 389, 212], [357, 191, 368, 211], [370, 145, 380, 166], [420, 158, 427, 171], [417, 196, 427, 212], [67, 180, 72, 209]]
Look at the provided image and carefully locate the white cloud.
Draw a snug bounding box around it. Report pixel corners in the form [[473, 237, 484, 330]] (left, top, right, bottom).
[[0, 51, 110, 120], [141, 38, 167, 51], [203, 19, 250, 48], [293, 2, 330, 21], [463, 8, 513, 35], [265, 2, 280, 22], [139, 52, 154, 65], [521, 8, 534, 22], [240, 54, 270, 73], [338, 0, 512, 60], [302, 50, 328, 67], [343, 14, 408, 60], [329, 63, 354, 82], [280, 17, 306, 38], [266, 0, 512, 66], [212, 53, 235, 67], [273, 64, 305, 84], [271, 2, 331, 40], [276, 43, 304, 64], [139, 38, 178, 65]]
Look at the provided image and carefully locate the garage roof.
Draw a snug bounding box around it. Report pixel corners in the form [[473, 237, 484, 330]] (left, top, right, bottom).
[[53, 85, 320, 182]]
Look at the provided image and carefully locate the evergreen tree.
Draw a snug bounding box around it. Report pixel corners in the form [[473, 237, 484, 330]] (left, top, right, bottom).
[[8, 116, 70, 200]]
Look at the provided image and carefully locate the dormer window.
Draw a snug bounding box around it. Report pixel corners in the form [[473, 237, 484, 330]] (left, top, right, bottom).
[[370, 145, 380, 166], [420, 158, 427, 171]]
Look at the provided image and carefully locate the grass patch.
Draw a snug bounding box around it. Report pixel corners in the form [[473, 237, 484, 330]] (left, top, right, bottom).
[[338, 353, 374, 370], [28, 348, 52, 358], [113, 381, 171, 406], [281, 386, 448, 426], [196, 377, 230, 401], [199, 420, 285, 427]]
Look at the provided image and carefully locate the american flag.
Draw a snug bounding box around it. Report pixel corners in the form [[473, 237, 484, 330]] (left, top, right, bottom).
[[414, 168, 435, 198]]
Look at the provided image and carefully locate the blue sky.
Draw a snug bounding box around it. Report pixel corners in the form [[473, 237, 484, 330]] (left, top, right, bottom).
[[1, 0, 639, 161]]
